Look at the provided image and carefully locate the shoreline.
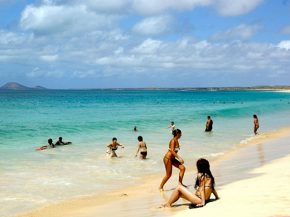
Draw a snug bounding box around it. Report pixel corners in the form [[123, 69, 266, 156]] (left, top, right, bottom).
[[14, 126, 290, 217]]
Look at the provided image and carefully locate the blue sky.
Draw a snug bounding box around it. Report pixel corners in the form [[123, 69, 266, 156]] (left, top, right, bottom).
[[0, 0, 290, 88]]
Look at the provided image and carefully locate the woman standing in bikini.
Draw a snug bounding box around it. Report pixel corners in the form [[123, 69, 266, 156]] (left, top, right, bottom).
[[159, 129, 186, 191], [253, 114, 259, 135], [135, 136, 147, 159]]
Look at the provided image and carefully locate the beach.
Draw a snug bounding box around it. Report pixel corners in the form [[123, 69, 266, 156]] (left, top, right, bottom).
[[1, 90, 290, 217], [14, 127, 290, 217]]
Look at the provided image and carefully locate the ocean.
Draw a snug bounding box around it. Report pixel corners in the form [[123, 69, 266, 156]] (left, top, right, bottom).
[[1, 89, 290, 216]]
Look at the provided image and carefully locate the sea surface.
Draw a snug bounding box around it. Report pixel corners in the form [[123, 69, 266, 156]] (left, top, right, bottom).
[[1, 89, 290, 216]]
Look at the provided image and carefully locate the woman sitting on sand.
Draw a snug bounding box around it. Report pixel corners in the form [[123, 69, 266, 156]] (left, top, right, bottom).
[[159, 129, 185, 191], [161, 158, 219, 207]]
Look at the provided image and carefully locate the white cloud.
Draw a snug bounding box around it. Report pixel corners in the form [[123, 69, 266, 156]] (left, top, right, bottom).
[[212, 24, 261, 41], [131, 38, 163, 54], [1, 25, 290, 85], [36, 0, 263, 17], [40, 54, 59, 62], [26, 67, 65, 78], [20, 4, 119, 35], [114, 47, 124, 55], [0, 0, 288, 86], [281, 25, 290, 34], [213, 0, 264, 16], [80, 0, 130, 13], [133, 15, 173, 35], [0, 30, 31, 46], [132, 0, 211, 15], [277, 40, 290, 50]]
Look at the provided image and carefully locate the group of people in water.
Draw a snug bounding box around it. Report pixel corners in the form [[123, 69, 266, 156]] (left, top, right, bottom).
[[105, 114, 259, 208], [38, 114, 259, 208], [37, 137, 71, 150]]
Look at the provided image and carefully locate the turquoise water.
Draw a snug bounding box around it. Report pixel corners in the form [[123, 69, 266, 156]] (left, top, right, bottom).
[[1, 90, 290, 216]]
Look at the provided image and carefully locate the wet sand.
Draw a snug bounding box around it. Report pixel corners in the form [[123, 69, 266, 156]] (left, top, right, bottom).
[[15, 128, 290, 217]]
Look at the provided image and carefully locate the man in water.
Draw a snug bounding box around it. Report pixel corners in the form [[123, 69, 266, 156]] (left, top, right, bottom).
[[205, 116, 213, 132], [37, 138, 55, 150], [133, 126, 138, 132], [55, 137, 72, 146], [107, 137, 124, 157]]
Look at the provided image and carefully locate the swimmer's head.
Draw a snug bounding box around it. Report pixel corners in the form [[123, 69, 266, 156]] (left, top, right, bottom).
[[171, 121, 174, 125], [112, 137, 117, 142], [48, 138, 53, 144], [253, 114, 257, 118], [137, 136, 143, 142], [59, 137, 62, 141], [208, 116, 211, 119], [172, 129, 182, 138]]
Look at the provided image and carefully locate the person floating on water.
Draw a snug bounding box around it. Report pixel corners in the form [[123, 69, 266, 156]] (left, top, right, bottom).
[[107, 137, 124, 157], [159, 129, 186, 191], [133, 126, 138, 132], [55, 137, 72, 146], [135, 136, 147, 159], [169, 121, 176, 134], [36, 138, 55, 150], [161, 158, 219, 208], [205, 116, 213, 132], [253, 114, 259, 135]]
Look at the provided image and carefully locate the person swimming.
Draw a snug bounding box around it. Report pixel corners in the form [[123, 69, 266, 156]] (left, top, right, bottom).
[[133, 126, 138, 132], [161, 158, 219, 208], [135, 136, 147, 159], [55, 137, 72, 146], [107, 137, 124, 157], [37, 138, 55, 150], [159, 129, 186, 191], [205, 116, 213, 132]]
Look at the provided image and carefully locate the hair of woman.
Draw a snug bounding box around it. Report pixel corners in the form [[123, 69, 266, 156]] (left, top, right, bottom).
[[172, 129, 181, 137], [195, 158, 215, 188]]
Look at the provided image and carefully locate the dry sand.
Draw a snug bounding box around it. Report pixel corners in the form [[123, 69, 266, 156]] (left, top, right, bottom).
[[174, 154, 290, 217], [15, 128, 290, 217]]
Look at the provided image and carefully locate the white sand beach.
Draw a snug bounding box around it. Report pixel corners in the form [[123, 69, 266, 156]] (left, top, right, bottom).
[[15, 127, 290, 217], [174, 153, 290, 217]]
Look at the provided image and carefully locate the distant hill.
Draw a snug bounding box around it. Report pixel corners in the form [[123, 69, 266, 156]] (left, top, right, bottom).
[[0, 82, 47, 90]]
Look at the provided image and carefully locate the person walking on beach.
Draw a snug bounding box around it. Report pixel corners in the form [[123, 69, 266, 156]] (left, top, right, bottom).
[[161, 158, 219, 208], [205, 116, 213, 132], [169, 121, 176, 134], [253, 114, 259, 135], [107, 137, 124, 157], [135, 136, 147, 159], [159, 129, 185, 191]]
